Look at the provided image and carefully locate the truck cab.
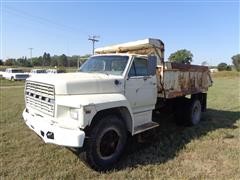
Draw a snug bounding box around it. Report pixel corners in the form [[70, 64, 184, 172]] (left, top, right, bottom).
[[22, 38, 212, 171]]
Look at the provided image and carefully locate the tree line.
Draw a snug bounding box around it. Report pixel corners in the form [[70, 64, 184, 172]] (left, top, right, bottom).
[[0, 50, 239, 72], [215, 54, 240, 71], [168, 49, 240, 72], [0, 53, 90, 68]]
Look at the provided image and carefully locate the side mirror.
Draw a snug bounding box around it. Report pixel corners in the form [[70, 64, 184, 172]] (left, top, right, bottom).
[[147, 56, 157, 76]]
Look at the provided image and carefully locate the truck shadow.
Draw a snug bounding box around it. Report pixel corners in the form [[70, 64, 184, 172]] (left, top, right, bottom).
[[116, 108, 239, 170]]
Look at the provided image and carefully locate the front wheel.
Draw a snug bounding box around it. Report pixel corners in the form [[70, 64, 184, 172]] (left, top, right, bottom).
[[84, 115, 127, 171]]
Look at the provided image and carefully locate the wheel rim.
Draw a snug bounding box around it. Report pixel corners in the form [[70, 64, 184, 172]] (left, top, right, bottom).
[[98, 129, 120, 159], [192, 101, 201, 124]]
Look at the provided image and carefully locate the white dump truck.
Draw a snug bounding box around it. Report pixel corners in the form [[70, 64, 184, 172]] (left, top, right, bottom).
[[22, 38, 212, 171]]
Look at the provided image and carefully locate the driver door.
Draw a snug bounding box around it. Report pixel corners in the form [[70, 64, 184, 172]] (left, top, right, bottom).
[[125, 57, 157, 114]]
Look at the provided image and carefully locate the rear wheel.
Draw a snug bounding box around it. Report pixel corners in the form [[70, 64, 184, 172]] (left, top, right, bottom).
[[84, 115, 127, 171], [186, 99, 202, 126], [174, 97, 202, 126], [11, 77, 14, 81]]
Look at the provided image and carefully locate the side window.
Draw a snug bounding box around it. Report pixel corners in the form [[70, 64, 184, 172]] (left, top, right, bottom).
[[128, 57, 148, 77], [128, 62, 136, 77], [134, 58, 148, 76]]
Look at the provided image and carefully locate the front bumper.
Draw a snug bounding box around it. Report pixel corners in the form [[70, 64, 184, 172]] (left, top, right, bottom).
[[22, 109, 85, 148]]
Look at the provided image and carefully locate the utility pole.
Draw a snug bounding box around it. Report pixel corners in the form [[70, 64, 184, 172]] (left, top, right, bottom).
[[88, 35, 99, 55], [77, 57, 80, 70], [29, 48, 33, 64]]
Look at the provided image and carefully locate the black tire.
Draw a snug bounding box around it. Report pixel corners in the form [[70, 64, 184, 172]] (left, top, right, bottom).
[[185, 99, 202, 126], [84, 115, 127, 171], [11, 77, 14, 81]]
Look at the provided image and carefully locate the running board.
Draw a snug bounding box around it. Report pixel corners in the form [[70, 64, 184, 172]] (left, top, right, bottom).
[[134, 122, 159, 135]]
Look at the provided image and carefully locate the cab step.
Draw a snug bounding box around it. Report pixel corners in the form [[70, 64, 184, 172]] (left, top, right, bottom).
[[134, 122, 159, 135]]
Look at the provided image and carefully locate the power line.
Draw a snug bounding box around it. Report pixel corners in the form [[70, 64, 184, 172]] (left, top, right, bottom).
[[88, 35, 100, 55], [5, 6, 89, 36], [4, 6, 92, 58]]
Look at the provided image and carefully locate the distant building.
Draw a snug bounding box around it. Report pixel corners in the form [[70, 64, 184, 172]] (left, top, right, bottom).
[[210, 68, 218, 73]]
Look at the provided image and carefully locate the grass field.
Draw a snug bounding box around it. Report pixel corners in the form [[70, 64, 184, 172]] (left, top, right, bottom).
[[0, 72, 239, 179], [0, 66, 78, 73], [0, 78, 25, 87]]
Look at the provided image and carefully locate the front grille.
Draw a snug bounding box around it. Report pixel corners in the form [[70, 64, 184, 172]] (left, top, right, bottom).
[[25, 81, 55, 116]]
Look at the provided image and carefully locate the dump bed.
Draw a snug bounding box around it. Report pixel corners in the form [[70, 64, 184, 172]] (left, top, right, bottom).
[[95, 38, 213, 99], [157, 62, 212, 99]]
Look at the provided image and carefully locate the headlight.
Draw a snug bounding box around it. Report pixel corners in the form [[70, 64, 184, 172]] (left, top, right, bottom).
[[70, 109, 79, 120]]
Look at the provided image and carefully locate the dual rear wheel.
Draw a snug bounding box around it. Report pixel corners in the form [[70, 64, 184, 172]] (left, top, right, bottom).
[[174, 97, 202, 126]]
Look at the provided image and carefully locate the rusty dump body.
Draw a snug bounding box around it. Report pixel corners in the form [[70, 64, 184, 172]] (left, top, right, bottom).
[[157, 62, 213, 99]]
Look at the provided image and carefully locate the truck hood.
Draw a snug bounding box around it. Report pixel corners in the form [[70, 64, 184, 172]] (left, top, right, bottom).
[[27, 72, 124, 95]]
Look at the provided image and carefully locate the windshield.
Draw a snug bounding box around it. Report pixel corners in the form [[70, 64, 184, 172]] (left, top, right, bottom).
[[12, 69, 23, 73], [79, 55, 129, 75], [36, 70, 46, 73]]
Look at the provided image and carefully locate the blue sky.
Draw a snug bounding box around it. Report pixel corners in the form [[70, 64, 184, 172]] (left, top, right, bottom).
[[0, 0, 239, 65]]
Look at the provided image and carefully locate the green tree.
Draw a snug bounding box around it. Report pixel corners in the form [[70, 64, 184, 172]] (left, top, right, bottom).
[[0, 59, 3, 65], [42, 52, 51, 66], [32, 56, 42, 66], [217, 62, 228, 71], [50, 55, 58, 67], [168, 49, 193, 64], [68, 55, 79, 67], [232, 54, 240, 71], [226, 65, 232, 71], [4, 59, 16, 66], [16, 57, 24, 66], [16, 57, 32, 67], [58, 54, 68, 67]]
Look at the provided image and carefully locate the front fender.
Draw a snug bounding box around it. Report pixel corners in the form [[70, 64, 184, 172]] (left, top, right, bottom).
[[56, 93, 133, 128]]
